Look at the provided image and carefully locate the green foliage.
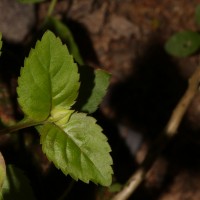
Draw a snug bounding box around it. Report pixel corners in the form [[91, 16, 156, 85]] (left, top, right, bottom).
[[45, 17, 84, 65], [16, 30, 112, 186], [17, 31, 80, 122], [0, 0, 113, 197], [17, 0, 44, 3], [75, 67, 111, 113], [83, 69, 110, 113], [0, 165, 36, 200], [38, 112, 113, 186], [109, 183, 123, 193], [43, 18, 111, 114], [195, 4, 200, 26], [165, 31, 200, 57], [0, 153, 6, 190]]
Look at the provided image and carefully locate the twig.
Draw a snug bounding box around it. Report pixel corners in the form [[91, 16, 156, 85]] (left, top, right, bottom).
[[111, 67, 200, 200], [0, 119, 44, 135], [57, 180, 75, 200], [47, 0, 58, 17]]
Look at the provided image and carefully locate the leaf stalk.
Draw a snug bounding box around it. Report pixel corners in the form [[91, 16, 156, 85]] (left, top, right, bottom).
[[0, 120, 43, 135]]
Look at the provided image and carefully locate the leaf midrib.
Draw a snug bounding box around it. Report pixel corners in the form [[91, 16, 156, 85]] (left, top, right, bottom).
[[53, 122, 107, 180]]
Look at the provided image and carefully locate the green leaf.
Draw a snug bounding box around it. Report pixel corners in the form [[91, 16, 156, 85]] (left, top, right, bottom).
[[43, 18, 111, 113], [0, 33, 2, 56], [17, 30, 80, 122], [74, 66, 111, 113], [165, 31, 200, 57], [195, 4, 200, 26], [44, 17, 84, 65], [0, 153, 6, 190], [1, 165, 36, 200], [38, 112, 113, 186], [17, 0, 44, 3]]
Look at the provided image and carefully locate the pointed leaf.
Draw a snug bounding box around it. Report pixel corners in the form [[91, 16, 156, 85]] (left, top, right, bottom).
[[165, 31, 200, 57], [45, 17, 84, 65], [38, 112, 113, 186], [1, 165, 36, 200], [17, 31, 80, 121], [74, 66, 111, 113]]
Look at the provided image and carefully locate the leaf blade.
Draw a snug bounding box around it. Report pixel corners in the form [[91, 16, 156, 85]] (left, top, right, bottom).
[[17, 31, 80, 121], [165, 31, 200, 57], [0, 153, 6, 190], [81, 69, 110, 113], [74, 67, 111, 113], [38, 112, 113, 186], [195, 4, 200, 26]]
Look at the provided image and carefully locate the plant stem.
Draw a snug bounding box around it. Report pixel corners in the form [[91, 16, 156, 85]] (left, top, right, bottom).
[[57, 180, 75, 200], [0, 120, 43, 135], [112, 66, 200, 200], [47, 0, 58, 17]]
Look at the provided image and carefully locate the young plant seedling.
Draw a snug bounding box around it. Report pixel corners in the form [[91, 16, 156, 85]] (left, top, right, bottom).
[[0, 30, 113, 198]]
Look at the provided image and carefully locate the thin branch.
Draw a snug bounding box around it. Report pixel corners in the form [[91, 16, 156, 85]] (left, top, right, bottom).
[[111, 67, 200, 200], [0, 119, 43, 135], [47, 0, 58, 17]]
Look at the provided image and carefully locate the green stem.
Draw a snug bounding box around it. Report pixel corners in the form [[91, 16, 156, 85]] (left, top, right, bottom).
[[57, 180, 75, 200], [47, 0, 58, 17], [0, 120, 43, 135]]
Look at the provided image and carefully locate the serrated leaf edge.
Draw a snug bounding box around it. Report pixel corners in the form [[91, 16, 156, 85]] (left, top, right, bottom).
[[39, 112, 113, 186]]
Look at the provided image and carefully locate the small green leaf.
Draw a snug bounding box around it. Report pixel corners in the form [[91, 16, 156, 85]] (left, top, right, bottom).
[[109, 183, 123, 193], [165, 31, 200, 57], [1, 165, 36, 200], [43, 18, 111, 113], [17, 30, 80, 122], [38, 112, 113, 186], [44, 17, 84, 65], [0, 153, 6, 190], [0, 33, 2, 56], [195, 4, 200, 26], [18, 0, 44, 3], [74, 66, 111, 113]]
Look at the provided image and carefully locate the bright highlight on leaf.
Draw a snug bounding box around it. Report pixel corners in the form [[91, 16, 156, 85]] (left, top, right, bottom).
[[38, 112, 113, 186], [17, 31, 80, 121]]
